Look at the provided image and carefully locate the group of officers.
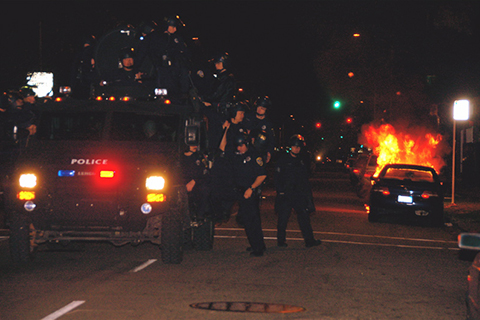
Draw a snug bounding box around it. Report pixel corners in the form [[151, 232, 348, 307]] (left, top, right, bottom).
[[181, 95, 322, 257], [2, 15, 322, 257]]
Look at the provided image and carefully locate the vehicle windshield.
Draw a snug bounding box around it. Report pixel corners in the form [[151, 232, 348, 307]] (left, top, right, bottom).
[[36, 111, 105, 141], [383, 168, 435, 183], [36, 111, 179, 142], [110, 112, 179, 142]]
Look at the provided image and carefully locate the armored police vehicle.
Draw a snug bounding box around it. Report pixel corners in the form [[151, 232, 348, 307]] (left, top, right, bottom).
[[3, 25, 213, 264]]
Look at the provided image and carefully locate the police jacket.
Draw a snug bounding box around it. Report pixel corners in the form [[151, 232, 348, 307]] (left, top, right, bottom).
[[180, 151, 209, 186], [244, 112, 276, 154], [274, 152, 312, 197], [233, 148, 266, 189], [205, 71, 235, 107]]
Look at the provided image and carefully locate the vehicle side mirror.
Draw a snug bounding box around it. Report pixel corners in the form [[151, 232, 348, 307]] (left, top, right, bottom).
[[459, 233, 480, 250]]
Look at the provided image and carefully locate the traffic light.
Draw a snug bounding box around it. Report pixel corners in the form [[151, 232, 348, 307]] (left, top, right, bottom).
[[346, 117, 352, 124], [333, 100, 341, 109], [315, 122, 322, 129]]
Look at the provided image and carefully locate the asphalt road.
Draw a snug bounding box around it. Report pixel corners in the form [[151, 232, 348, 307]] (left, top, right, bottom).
[[0, 168, 471, 320]]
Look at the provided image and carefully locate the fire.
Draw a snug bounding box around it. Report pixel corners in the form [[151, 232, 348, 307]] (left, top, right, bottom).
[[360, 123, 447, 176]]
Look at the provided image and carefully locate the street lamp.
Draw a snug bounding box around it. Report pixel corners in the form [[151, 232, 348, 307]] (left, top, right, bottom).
[[452, 99, 470, 204]]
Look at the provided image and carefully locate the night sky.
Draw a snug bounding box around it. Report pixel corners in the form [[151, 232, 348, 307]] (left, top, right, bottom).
[[2, 1, 479, 135]]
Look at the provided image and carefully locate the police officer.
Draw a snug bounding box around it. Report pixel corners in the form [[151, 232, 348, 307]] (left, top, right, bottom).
[[233, 133, 267, 257], [202, 52, 235, 109], [244, 96, 276, 163], [103, 47, 144, 86], [70, 35, 96, 99], [180, 143, 210, 221], [274, 134, 321, 248], [139, 16, 190, 99]]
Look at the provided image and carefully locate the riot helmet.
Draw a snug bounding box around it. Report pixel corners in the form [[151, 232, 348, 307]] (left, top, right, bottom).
[[227, 101, 246, 122], [288, 134, 306, 148], [19, 87, 36, 98], [118, 47, 135, 60], [234, 132, 250, 147], [254, 96, 271, 109]]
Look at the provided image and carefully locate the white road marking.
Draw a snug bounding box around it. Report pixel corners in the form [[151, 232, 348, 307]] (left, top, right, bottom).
[[130, 259, 157, 273], [215, 227, 458, 244], [40, 300, 85, 320]]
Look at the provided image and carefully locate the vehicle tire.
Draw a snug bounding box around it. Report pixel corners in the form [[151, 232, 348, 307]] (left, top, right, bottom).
[[161, 208, 184, 264], [9, 215, 36, 263], [368, 207, 379, 223], [192, 218, 214, 251]]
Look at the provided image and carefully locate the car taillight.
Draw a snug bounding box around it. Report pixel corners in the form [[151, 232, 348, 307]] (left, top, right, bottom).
[[421, 191, 438, 199], [374, 186, 390, 196]]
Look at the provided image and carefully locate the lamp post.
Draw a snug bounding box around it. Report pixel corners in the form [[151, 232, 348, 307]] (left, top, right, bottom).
[[452, 100, 470, 204]]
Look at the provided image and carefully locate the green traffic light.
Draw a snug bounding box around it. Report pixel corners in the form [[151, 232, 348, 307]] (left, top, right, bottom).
[[333, 101, 341, 109]]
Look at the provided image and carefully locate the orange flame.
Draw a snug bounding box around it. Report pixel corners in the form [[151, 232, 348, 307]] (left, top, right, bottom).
[[360, 123, 447, 176]]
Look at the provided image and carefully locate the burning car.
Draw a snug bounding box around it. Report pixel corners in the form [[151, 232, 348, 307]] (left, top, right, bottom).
[[368, 163, 444, 225]]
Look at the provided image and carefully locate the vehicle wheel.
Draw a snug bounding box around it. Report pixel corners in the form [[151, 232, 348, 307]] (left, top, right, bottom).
[[368, 207, 379, 223], [9, 215, 36, 263], [161, 208, 184, 264], [192, 218, 214, 251]]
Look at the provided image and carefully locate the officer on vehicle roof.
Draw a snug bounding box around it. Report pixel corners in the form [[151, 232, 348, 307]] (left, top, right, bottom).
[[274, 134, 321, 248], [70, 35, 96, 99], [244, 96, 275, 163], [232, 132, 267, 257], [137, 15, 190, 100], [202, 52, 235, 109], [102, 47, 144, 86]]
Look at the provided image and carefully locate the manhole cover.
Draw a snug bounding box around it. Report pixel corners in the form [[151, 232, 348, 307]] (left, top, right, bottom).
[[190, 302, 305, 313]]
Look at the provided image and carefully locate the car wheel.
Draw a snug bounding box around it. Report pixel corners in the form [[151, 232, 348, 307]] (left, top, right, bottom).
[[9, 215, 36, 263], [192, 218, 214, 251], [161, 207, 184, 264]]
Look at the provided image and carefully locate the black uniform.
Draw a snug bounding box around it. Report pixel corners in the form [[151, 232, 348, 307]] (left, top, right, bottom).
[[274, 151, 318, 247], [244, 112, 276, 157], [180, 150, 210, 220], [233, 147, 266, 255], [140, 30, 190, 97]]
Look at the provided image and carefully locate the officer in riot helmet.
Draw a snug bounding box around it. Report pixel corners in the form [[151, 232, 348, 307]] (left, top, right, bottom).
[[244, 95, 275, 163], [6, 91, 37, 137], [138, 15, 190, 100], [102, 47, 144, 86], [274, 134, 321, 248], [202, 52, 235, 109], [70, 35, 96, 99]]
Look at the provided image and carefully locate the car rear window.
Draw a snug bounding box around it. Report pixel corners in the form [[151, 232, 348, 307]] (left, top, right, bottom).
[[110, 112, 179, 142], [36, 111, 105, 141], [383, 168, 434, 183]]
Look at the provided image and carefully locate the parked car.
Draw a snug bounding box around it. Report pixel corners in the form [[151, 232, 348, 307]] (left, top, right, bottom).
[[458, 233, 480, 320], [368, 164, 444, 225]]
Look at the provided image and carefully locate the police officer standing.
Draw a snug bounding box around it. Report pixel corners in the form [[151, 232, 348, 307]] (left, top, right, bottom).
[[274, 134, 321, 248], [232, 133, 267, 257], [244, 96, 276, 163], [202, 52, 235, 109], [139, 16, 190, 99], [180, 143, 210, 222]]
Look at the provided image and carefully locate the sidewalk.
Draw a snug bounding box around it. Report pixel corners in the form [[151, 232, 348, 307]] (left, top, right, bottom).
[[445, 184, 480, 233]]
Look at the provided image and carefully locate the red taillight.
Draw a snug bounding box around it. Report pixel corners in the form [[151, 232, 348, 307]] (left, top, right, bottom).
[[164, 99, 171, 104], [55, 97, 63, 102], [108, 96, 116, 101], [421, 191, 438, 199], [374, 187, 390, 196], [95, 96, 103, 101], [353, 169, 360, 174]]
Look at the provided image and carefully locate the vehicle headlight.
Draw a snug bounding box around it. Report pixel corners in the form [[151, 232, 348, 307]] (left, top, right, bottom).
[[19, 174, 37, 188], [146, 176, 165, 190]]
